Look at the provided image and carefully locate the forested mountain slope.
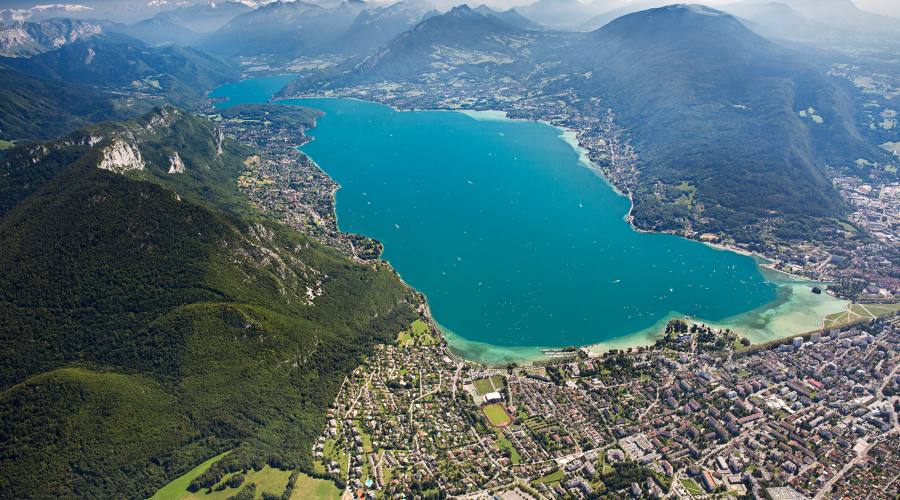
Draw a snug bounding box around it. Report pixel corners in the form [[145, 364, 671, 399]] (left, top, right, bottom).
[[0, 64, 144, 141], [0, 33, 238, 108], [560, 5, 871, 239], [0, 107, 418, 498]]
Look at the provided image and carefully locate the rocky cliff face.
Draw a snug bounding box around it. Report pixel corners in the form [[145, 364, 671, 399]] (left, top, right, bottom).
[[167, 151, 185, 174], [97, 139, 145, 174], [0, 19, 103, 57], [215, 127, 225, 157]]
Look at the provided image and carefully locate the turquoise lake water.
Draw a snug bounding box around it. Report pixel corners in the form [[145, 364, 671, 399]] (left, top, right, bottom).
[[212, 77, 847, 363], [209, 74, 297, 108]]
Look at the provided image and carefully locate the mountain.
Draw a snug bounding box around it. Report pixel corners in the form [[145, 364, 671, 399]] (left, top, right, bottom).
[[0, 18, 104, 57], [723, 0, 900, 43], [0, 0, 192, 24], [151, 1, 254, 33], [0, 4, 96, 24], [0, 106, 418, 498], [325, 5, 539, 83], [0, 33, 238, 108], [122, 15, 202, 45], [473, 5, 545, 30], [98, 2, 254, 47], [720, 2, 828, 42], [518, 0, 594, 29], [199, 0, 365, 58], [330, 0, 436, 55], [579, 0, 669, 30], [0, 65, 145, 141], [562, 5, 871, 239], [748, 0, 900, 31]]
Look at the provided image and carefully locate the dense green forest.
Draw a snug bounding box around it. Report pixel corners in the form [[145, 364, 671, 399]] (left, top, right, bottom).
[[0, 33, 238, 110], [217, 103, 321, 129], [0, 107, 418, 498], [563, 6, 871, 242], [0, 65, 147, 141]]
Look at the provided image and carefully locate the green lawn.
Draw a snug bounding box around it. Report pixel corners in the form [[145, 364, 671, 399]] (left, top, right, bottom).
[[483, 403, 512, 427], [681, 478, 703, 495], [532, 469, 564, 485], [252, 467, 294, 497], [495, 431, 522, 464], [291, 473, 342, 500], [150, 451, 231, 500], [355, 422, 374, 453], [0, 140, 15, 150], [824, 302, 900, 329]]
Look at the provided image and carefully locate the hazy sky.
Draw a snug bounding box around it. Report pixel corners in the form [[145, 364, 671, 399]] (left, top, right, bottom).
[[854, 0, 900, 17]]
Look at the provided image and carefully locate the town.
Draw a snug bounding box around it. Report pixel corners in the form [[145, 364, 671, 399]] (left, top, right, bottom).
[[313, 313, 900, 499]]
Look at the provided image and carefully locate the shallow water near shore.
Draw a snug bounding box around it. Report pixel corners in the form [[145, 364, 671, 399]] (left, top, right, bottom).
[[212, 80, 848, 364]]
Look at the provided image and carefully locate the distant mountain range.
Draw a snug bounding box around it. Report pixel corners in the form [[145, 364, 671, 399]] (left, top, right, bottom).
[[197, 0, 436, 58], [0, 18, 104, 57], [287, 3, 556, 90], [329, 0, 438, 54], [517, 0, 595, 29], [197, 0, 366, 57], [105, 1, 255, 46], [472, 5, 544, 30], [0, 32, 238, 107], [354, 5, 540, 80], [0, 0, 254, 24], [151, 1, 254, 33], [720, 0, 900, 46]]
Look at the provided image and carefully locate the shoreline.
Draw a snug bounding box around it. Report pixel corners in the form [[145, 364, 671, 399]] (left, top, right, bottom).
[[271, 95, 849, 366]]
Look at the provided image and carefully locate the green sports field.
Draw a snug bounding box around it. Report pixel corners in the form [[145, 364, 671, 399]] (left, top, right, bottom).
[[483, 403, 512, 427]]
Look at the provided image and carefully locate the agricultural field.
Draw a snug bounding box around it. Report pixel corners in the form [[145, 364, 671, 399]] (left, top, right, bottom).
[[483, 403, 512, 427], [152, 461, 293, 500], [291, 473, 341, 500], [824, 302, 900, 329], [150, 452, 231, 500]]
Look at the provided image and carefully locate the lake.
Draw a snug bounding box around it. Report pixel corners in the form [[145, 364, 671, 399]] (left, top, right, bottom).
[[213, 77, 847, 363]]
